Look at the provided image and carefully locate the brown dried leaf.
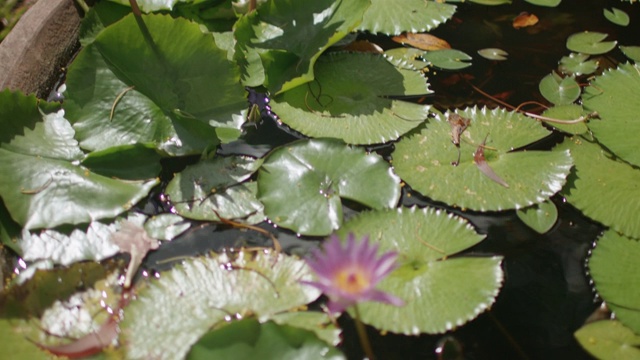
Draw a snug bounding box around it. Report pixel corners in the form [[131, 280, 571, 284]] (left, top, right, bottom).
[[110, 221, 160, 288], [392, 33, 451, 51], [513, 12, 539, 29]]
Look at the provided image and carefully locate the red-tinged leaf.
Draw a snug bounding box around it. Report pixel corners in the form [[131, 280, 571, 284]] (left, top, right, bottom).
[[513, 12, 539, 29], [35, 291, 132, 358], [110, 221, 160, 288], [392, 33, 451, 51], [474, 135, 509, 188]]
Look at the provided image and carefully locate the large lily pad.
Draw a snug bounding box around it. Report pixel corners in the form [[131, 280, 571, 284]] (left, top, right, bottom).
[[121, 250, 320, 359], [393, 107, 572, 211], [270, 52, 431, 145], [582, 62, 640, 167], [0, 110, 158, 230], [257, 138, 401, 236], [166, 156, 264, 223], [589, 230, 640, 333], [65, 14, 247, 155], [558, 137, 640, 239], [336, 207, 502, 334], [358, 0, 456, 35], [233, 0, 369, 93]]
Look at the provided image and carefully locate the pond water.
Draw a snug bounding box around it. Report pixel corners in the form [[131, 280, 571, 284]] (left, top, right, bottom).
[[3, 0, 638, 358]]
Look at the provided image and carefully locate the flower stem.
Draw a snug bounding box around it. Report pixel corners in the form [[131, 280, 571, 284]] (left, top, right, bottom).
[[353, 304, 376, 360]]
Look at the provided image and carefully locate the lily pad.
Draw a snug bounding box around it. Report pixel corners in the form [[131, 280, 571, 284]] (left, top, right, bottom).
[[603, 8, 630, 27], [270, 311, 341, 347], [539, 72, 580, 105], [566, 31, 617, 55], [233, 0, 369, 93], [384, 48, 429, 70], [165, 156, 264, 223], [541, 104, 589, 135], [0, 319, 50, 359], [589, 230, 640, 333], [422, 49, 472, 70], [477, 48, 508, 61], [65, 14, 247, 155], [393, 107, 572, 211], [336, 207, 502, 334], [269, 52, 431, 145], [144, 214, 190, 241], [121, 250, 320, 359], [524, 0, 561, 7], [516, 200, 558, 234], [559, 53, 599, 76], [0, 110, 158, 230], [582, 62, 640, 167], [257, 139, 401, 235], [620, 46, 640, 62], [358, 0, 456, 35], [575, 320, 640, 360], [558, 137, 640, 239], [187, 319, 344, 360]]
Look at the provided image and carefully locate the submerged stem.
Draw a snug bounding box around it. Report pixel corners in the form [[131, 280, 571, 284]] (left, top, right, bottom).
[[353, 304, 376, 360]]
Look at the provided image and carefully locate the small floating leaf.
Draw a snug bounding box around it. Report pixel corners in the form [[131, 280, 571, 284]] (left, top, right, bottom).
[[558, 137, 640, 239], [392, 32, 451, 50], [516, 200, 558, 234], [589, 231, 640, 333], [477, 48, 508, 61], [575, 320, 640, 360], [257, 139, 401, 236], [270, 52, 431, 145], [524, 0, 561, 7], [558, 53, 599, 76], [422, 49, 472, 70], [603, 8, 630, 27], [513, 12, 539, 29], [566, 31, 617, 55], [582, 62, 640, 167], [539, 72, 580, 105], [336, 207, 502, 334]]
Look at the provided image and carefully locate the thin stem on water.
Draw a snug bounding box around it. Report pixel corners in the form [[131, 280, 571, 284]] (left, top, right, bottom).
[[353, 304, 376, 360]]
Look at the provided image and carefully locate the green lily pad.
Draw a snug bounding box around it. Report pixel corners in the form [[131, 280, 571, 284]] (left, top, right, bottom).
[[233, 0, 369, 93], [0, 319, 51, 359], [541, 104, 589, 135], [384, 48, 430, 70], [539, 72, 580, 105], [422, 49, 472, 70], [121, 250, 320, 359], [566, 31, 617, 55], [559, 53, 599, 76], [589, 230, 640, 333], [144, 214, 190, 241], [516, 200, 558, 234], [524, 0, 561, 7], [65, 14, 247, 155], [269, 52, 431, 145], [575, 320, 640, 360], [604, 8, 630, 27], [79, 0, 131, 46], [477, 48, 508, 61], [620, 46, 640, 62], [582, 62, 640, 167], [81, 143, 162, 180], [358, 0, 456, 35], [468, 0, 511, 4], [270, 312, 341, 347], [0, 110, 158, 230], [0, 89, 54, 144], [558, 137, 640, 239], [393, 107, 572, 211], [166, 156, 264, 223], [187, 319, 344, 360], [257, 138, 401, 236], [336, 207, 502, 334]]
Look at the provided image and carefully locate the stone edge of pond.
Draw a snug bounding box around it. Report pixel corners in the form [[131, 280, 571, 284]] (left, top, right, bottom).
[[0, 0, 82, 98]]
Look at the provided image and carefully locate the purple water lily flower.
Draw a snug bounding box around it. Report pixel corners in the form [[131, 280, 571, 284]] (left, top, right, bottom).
[[302, 234, 405, 314]]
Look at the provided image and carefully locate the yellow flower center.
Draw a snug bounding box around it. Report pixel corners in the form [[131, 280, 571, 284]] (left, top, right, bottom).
[[334, 266, 371, 294]]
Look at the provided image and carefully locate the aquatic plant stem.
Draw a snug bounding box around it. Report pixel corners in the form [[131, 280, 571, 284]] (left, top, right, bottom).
[[353, 304, 376, 360]]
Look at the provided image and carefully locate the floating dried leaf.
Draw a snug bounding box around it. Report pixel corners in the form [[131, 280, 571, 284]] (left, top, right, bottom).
[[392, 33, 451, 51], [513, 12, 539, 29]]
